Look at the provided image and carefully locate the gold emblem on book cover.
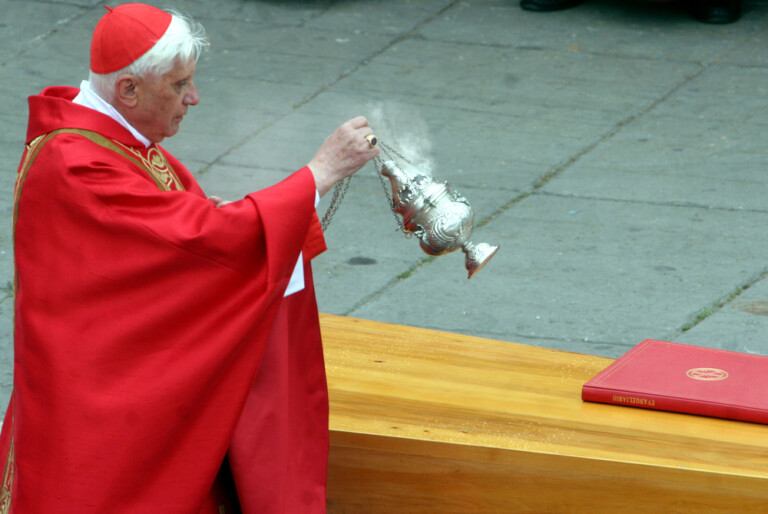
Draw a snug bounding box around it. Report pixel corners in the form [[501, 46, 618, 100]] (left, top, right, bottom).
[[686, 367, 729, 381]]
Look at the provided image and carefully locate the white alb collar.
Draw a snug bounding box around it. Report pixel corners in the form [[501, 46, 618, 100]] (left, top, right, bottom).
[[72, 80, 152, 148]]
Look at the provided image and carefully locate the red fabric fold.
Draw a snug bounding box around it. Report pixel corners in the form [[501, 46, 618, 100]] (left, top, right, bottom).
[[0, 86, 329, 513]]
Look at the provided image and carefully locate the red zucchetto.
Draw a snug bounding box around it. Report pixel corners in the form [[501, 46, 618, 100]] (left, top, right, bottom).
[[90, 3, 172, 74]]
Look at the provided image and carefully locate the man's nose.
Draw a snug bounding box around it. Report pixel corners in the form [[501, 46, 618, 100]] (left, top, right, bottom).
[[185, 81, 200, 106]]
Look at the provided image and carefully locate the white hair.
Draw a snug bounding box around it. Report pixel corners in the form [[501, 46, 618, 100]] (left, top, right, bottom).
[[89, 9, 209, 102]]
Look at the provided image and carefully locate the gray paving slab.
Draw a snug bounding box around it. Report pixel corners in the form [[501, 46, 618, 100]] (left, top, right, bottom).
[[423, 0, 768, 61], [304, 0, 452, 34], [654, 65, 768, 124], [332, 35, 703, 117], [2, 0, 768, 415], [166, 0, 333, 24], [728, 23, 768, 66], [350, 192, 768, 357], [0, 2, 92, 66], [313, 172, 515, 312], [677, 272, 768, 354], [545, 104, 768, 210]]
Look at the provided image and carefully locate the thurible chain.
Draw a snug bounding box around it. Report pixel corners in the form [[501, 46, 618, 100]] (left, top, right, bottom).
[[320, 139, 413, 233]]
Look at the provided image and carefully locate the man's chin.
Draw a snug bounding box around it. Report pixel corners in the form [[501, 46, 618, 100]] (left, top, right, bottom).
[[159, 126, 181, 142]]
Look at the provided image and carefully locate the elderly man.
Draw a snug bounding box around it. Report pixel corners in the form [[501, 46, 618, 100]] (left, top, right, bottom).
[[0, 3, 378, 513]]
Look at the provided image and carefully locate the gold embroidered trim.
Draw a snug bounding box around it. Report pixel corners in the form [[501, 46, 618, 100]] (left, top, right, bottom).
[[112, 140, 184, 192], [14, 129, 185, 238], [59, 129, 184, 192], [14, 132, 56, 236], [17, 128, 184, 193], [0, 399, 14, 514], [0, 432, 13, 514], [6, 129, 185, 509]]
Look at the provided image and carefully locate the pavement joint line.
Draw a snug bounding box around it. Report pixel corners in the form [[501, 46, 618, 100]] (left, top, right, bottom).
[[412, 34, 723, 67], [712, 16, 768, 66], [411, 5, 768, 67], [0, 7, 88, 68], [5, 1, 768, 365], [197, 0, 462, 176], [416, 28, 750, 292], [342, 269, 417, 317], [476, 56, 719, 230], [680, 266, 768, 333], [537, 190, 768, 215], [352, 18, 722, 294]]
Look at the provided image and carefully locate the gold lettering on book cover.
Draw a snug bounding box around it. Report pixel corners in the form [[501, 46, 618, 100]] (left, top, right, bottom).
[[686, 368, 728, 381], [612, 395, 656, 407]]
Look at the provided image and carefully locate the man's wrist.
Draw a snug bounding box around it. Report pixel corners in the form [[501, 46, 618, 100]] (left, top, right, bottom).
[[307, 162, 333, 197]]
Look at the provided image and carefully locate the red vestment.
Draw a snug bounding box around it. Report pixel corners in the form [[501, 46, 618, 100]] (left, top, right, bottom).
[[0, 86, 329, 513]]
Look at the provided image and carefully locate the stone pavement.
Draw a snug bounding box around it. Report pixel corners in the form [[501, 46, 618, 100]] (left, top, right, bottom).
[[1, 0, 768, 411]]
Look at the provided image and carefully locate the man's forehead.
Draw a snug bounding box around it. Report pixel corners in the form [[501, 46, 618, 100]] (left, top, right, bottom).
[[145, 58, 195, 83], [168, 59, 196, 79]]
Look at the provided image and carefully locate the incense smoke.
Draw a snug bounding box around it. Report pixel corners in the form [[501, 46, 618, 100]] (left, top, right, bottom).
[[367, 102, 435, 176]]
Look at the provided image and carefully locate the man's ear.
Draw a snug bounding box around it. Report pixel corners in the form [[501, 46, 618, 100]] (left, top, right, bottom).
[[114, 74, 139, 108]]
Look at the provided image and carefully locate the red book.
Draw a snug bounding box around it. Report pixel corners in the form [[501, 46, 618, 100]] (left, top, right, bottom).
[[582, 340, 768, 424]]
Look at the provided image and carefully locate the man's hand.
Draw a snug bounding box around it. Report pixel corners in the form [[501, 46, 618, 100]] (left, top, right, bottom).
[[207, 196, 231, 207], [308, 116, 380, 197]]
